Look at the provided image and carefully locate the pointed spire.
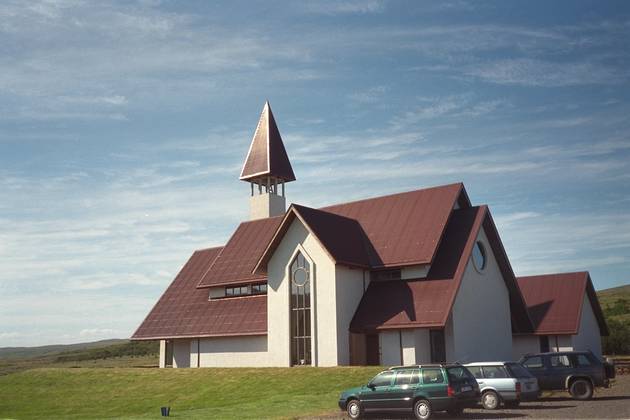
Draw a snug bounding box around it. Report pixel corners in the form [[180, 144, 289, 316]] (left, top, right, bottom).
[[240, 101, 296, 182]]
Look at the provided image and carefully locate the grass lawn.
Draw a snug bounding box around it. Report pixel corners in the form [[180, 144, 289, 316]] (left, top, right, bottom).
[[0, 366, 382, 419]]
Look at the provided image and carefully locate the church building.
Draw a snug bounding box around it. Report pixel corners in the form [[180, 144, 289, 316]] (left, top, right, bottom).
[[132, 102, 607, 367]]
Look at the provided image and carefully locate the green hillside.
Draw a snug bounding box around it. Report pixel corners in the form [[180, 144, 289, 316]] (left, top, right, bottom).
[[597, 284, 630, 355], [0, 339, 128, 360], [0, 339, 159, 375]]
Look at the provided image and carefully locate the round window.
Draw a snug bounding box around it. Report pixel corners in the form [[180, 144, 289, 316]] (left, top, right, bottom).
[[472, 241, 486, 272], [292, 267, 309, 287]]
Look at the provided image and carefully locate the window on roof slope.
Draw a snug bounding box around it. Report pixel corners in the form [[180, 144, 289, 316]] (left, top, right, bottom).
[[224, 284, 267, 297], [370, 269, 401, 282]]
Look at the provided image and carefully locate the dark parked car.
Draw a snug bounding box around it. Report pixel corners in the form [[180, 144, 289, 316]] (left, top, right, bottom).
[[520, 351, 615, 400], [338, 364, 480, 420]]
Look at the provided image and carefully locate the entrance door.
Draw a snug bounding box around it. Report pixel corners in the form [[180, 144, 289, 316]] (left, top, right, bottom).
[[430, 330, 446, 363], [366, 334, 380, 365]]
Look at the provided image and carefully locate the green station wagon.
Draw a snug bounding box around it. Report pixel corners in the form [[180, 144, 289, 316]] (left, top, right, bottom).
[[338, 364, 480, 419]]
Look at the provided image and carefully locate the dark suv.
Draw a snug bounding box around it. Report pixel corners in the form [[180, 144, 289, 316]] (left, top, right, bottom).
[[338, 364, 480, 420], [520, 351, 615, 400]]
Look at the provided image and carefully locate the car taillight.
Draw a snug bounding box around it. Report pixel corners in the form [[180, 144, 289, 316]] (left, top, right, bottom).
[[515, 382, 521, 397], [447, 385, 455, 397]]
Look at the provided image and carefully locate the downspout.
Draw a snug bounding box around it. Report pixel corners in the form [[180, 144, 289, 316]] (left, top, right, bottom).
[[197, 339, 200, 368], [399, 330, 403, 365]]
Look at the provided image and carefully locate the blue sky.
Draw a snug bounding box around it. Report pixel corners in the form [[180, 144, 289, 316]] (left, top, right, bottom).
[[1, 0, 629, 347]]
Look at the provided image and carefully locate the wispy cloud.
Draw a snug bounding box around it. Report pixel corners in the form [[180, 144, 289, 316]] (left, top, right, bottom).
[[466, 58, 627, 87]]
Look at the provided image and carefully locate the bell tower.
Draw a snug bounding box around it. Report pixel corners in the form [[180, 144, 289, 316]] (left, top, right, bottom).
[[240, 102, 296, 220]]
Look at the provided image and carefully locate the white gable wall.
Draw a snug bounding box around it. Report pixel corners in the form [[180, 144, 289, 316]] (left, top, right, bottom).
[[513, 335, 540, 359], [267, 218, 339, 366], [572, 295, 603, 357], [335, 265, 367, 365], [449, 226, 513, 362], [192, 336, 268, 367]]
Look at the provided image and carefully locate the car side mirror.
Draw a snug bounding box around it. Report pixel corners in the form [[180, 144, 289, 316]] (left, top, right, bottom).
[[367, 383, 375, 390]]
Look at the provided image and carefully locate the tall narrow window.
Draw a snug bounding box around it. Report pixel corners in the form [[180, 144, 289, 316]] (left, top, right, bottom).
[[290, 252, 311, 365]]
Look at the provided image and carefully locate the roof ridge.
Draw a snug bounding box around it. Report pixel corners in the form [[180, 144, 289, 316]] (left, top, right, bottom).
[[319, 182, 464, 210], [517, 271, 589, 280]]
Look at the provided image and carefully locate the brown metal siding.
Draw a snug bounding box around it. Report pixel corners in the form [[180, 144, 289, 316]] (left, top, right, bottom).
[[197, 217, 283, 287], [132, 247, 267, 340], [350, 206, 483, 331], [517, 271, 608, 335], [321, 183, 464, 268], [240, 103, 296, 182]]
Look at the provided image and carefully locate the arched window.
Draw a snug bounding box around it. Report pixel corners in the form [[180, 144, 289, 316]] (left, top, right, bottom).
[[290, 252, 311, 365]]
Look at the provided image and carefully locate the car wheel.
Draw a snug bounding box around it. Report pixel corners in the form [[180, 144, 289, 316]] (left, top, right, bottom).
[[346, 399, 362, 419], [481, 390, 500, 410], [569, 379, 593, 400], [504, 401, 520, 408], [446, 407, 463, 416], [414, 399, 432, 420]]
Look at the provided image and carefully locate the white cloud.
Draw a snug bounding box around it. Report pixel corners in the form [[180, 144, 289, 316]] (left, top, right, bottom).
[[466, 58, 627, 87], [303, 0, 386, 15]]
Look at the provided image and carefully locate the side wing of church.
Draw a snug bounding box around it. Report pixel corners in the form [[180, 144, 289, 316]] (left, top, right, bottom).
[[131, 102, 608, 367]]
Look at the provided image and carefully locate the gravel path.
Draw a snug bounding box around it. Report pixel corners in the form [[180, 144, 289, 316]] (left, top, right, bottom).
[[308, 374, 630, 419]]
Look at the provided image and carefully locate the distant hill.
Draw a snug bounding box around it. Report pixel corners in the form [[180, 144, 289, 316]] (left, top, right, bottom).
[[597, 284, 630, 322], [597, 284, 630, 355], [0, 339, 128, 360], [0, 339, 159, 375]]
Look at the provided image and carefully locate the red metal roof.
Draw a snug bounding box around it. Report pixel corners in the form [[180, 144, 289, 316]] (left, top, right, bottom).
[[197, 217, 282, 288], [132, 247, 267, 340], [350, 206, 483, 331], [255, 204, 372, 272], [517, 272, 608, 336], [240, 102, 296, 182], [322, 183, 466, 268], [350, 206, 534, 333]]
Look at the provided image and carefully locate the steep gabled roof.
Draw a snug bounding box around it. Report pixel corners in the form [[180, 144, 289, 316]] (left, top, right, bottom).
[[197, 217, 282, 288], [350, 206, 534, 333], [517, 271, 609, 336], [255, 204, 372, 272], [240, 101, 296, 182], [132, 247, 267, 340]]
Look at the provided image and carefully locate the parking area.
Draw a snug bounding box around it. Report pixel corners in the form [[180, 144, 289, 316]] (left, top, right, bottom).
[[316, 374, 630, 419]]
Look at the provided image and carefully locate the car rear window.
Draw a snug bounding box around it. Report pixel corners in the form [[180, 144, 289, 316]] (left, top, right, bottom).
[[422, 368, 445, 384], [482, 366, 509, 378], [467, 366, 483, 379], [523, 356, 544, 369], [446, 366, 475, 383], [506, 363, 534, 378], [550, 355, 571, 368]]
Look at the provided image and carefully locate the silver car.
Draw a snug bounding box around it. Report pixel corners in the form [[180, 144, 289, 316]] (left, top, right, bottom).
[[464, 362, 539, 409]]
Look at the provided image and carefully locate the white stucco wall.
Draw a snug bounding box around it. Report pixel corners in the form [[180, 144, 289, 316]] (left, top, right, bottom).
[[401, 265, 430, 279], [159, 340, 167, 368], [250, 193, 286, 220], [448, 226, 513, 363], [335, 266, 367, 365], [513, 335, 540, 359], [267, 218, 338, 366], [572, 296, 603, 357], [401, 330, 416, 365], [380, 330, 402, 366], [172, 339, 190, 368], [189, 336, 269, 367]]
